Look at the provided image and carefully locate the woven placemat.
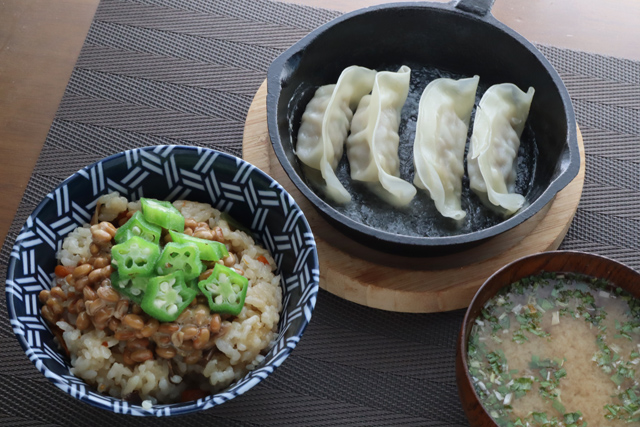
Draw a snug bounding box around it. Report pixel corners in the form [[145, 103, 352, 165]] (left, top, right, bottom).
[[1, 0, 639, 425]]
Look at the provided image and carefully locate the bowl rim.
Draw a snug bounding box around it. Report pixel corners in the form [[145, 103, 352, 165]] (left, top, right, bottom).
[[266, 1, 580, 250], [456, 250, 640, 425], [5, 144, 319, 416]]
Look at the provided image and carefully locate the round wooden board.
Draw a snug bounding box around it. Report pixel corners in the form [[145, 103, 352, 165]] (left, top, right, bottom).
[[242, 80, 586, 313]]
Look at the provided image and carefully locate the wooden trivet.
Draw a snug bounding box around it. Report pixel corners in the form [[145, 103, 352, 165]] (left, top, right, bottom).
[[242, 81, 585, 313]]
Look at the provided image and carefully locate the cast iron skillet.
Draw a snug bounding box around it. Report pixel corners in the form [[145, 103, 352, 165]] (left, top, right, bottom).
[[266, 0, 580, 257]]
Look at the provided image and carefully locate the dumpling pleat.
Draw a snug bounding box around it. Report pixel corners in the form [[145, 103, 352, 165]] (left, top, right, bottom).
[[412, 76, 479, 220], [295, 66, 377, 204], [346, 65, 416, 207], [467, 84, 534, 215]]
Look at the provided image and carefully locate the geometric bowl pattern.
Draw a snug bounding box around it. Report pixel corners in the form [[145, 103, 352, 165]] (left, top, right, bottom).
[[5, 145, 319, 416]]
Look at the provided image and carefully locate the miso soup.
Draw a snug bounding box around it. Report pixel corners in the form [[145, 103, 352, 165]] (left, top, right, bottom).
[[468, 273, 640, 426]]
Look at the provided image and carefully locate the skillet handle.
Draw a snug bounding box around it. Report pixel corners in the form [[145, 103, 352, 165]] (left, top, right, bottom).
[[455, 0, 495, 16]]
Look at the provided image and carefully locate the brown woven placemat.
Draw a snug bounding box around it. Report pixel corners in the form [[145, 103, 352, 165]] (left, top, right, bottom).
[[1, 0, 639, 425]]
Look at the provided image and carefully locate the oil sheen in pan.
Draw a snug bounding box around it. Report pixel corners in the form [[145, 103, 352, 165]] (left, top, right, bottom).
[[293, 64, 538, 238]]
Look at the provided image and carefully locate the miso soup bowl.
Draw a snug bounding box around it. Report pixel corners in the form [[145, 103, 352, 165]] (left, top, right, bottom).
[[455, 251, 640, 426], [267, 0, 580, 256], [6, 145, 319, 416]]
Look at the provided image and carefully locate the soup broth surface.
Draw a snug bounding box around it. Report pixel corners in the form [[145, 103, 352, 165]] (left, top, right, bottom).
[[468, 273, 640, 427]]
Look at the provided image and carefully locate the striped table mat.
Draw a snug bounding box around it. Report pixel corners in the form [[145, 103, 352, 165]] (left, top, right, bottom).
[[1, 0, 639, 425]]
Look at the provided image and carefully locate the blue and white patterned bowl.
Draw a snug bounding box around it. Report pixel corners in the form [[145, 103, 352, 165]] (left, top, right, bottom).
[[5, 145, 319, 416]]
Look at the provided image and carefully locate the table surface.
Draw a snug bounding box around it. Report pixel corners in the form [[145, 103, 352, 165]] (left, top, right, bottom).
[[0, 0, 639, 245], [0, 1, 639, 425]]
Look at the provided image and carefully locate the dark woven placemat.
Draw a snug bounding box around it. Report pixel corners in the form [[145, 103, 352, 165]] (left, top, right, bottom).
[[1, 0, 639, 425]]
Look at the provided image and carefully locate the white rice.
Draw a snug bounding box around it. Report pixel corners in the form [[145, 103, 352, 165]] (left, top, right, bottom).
[[57, 225, 93, 267], [96, 192, 129, 222]]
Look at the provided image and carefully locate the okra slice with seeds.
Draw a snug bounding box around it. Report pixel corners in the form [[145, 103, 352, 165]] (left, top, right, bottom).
[[114, 211, 161, 244], [110, 271, 150, 304], [156, 242, 204, 281], [140, 198, 185, 232], [111, 236, 160, 279], [168, 230, 228, 261], [197, 263, 248, 316], [141, 271, 197, 322]]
